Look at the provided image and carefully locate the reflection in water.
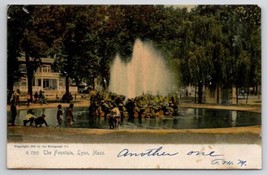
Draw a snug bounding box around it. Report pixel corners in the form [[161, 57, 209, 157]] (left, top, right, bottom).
[[8, 107, 261, 130], [231, 111, 237, 127], [172, 118, 178, 129], [200, 110, 231, 128]]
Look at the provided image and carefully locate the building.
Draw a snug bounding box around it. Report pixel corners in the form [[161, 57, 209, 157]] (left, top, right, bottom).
[[13, 57, 77, 99]]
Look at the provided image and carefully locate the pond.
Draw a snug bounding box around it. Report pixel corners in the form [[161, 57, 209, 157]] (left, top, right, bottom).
[[8, 107, 261, 130]]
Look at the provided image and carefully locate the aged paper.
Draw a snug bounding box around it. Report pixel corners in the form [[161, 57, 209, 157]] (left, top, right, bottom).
[[8, 143, 261, 169], [7, 4, 262, 170]]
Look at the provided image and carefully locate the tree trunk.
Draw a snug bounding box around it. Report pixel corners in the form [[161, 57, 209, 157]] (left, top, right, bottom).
[[102, 76, 108, 90], [246, 87, 249, 104], [92, 76, 96, 90], [25, 53, 33, 101], [7, 55, 17, 103], [65, 75, 70, 94], [7, 76, 14, 103], [216, 85, 220, 104], [194, 86, 197, 103], [236, 86, 239, 104], [198, 81, 203, 104]]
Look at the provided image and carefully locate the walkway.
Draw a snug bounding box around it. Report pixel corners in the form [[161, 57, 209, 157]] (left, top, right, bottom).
[[7, 98, 261, 113], [8, 125, 261, 144], [7, 99, 90, 111], [179, 103, 261, 113]]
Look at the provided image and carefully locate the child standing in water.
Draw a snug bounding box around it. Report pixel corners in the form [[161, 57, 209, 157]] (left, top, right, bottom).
[[66, 103, 74, 127], [56, 104, 63, 130]]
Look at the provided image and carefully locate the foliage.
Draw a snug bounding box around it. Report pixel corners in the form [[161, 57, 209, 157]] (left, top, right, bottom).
[[7, 5, 261, 103]]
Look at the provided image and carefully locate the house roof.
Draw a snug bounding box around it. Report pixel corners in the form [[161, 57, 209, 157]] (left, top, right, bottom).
[[17, 57, 55, 64]]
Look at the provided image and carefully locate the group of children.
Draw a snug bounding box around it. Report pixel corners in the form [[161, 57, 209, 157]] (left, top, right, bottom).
[[23, 109, 49, 127], [56, 103, 75, 129], [33, 91, 48, 105], [21, 103, 75, 130]]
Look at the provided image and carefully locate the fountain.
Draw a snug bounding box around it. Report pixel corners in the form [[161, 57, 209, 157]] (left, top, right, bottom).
[[109, 39, 174, 98]]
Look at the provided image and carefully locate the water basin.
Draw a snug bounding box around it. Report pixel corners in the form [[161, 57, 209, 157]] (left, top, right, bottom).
[[8, 107, 261, 130]]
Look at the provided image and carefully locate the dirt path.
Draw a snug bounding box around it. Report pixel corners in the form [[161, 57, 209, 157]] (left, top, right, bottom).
[[179, 103, 261, 113], [8, 125, 261, 144], [7, 100, 90, 111], [7, 99, 261, 113]]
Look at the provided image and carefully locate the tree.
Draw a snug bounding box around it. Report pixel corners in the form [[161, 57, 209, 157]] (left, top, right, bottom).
[[8, 5, 49, 101], [183, 12, 223, 103], [7, 5, 260, 104], [7, 6, 26, 102], [181, 5, 261, 104], [221, 5, 261, 103]]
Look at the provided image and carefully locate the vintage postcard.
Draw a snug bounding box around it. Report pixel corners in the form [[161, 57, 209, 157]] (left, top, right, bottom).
[[7, 4, 261, 169]]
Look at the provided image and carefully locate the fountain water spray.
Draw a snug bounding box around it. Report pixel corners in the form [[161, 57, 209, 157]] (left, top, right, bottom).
[[109, 39, 174, 98]]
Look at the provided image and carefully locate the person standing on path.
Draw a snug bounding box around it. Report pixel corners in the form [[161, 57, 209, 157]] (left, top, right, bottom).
[[15, 89, 20, 106], [34, 92, 39, 103], [10, 99, 17, 126]]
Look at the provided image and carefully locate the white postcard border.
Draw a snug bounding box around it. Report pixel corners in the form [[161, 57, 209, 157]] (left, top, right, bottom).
[[2, 0, 267, 174], [7, 143, 261, 169]]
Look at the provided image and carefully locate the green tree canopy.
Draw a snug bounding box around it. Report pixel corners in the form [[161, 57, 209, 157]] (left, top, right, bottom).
[[7, 5, 261, 104]]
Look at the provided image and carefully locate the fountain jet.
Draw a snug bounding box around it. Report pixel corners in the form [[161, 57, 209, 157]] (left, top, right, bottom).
[[109, 39, 174, 98]]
